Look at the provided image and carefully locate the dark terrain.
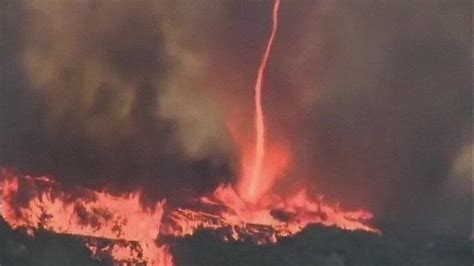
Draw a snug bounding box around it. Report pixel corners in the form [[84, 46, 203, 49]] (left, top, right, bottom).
[[1, 218, 471, 266]]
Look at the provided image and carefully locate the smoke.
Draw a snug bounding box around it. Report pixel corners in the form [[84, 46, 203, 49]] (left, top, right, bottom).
[[0, 0, 471, 236], [273, 1, 472, 236], [0, 0, 237, 204]]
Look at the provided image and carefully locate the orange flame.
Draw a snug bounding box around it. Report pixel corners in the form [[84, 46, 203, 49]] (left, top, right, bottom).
[[0, 1, 380, 265], [0, 169, 379, 265], [0, 170, 173, 265], [245, 0, 281, 203]]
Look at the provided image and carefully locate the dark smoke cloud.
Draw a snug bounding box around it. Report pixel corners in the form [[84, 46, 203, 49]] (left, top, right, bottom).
[[0, 0, 237, 204], [0, 0, 471, 237], [272, 1, 472, 237]]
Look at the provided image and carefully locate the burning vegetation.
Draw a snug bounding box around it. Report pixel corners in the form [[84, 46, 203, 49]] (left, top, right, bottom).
[[0, 1, 383, 264], [0, 1, 382, 264], [0, 168, 378, 265], [0, 0, 471, 265]]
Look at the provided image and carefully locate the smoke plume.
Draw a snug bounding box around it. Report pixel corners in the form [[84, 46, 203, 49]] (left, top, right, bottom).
[[1, 0, 471, 236]]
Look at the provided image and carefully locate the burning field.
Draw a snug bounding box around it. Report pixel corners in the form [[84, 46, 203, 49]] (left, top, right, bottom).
[[0, 0, 472, 265]]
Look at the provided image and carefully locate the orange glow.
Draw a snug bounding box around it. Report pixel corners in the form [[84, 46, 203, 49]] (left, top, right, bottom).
[[247, 0, 281, 203], [151, 183, 379, 246], [0, 170, 379, 265], [0, 170, 173, 266], [238, 138, 290, 204], [0, 1, 380, 265]]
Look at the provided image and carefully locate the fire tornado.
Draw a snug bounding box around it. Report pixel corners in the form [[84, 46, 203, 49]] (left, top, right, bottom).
[[247, 0, 281, 203], [0, 1, 385, 265]]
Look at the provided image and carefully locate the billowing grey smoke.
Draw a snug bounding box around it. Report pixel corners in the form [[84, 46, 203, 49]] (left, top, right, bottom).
[[275, 1, 472, 237], [0, 0, 238, 204], [0, 0, 471, 237]]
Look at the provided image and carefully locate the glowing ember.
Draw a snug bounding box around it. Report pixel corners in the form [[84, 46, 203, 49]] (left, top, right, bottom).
[[0, 1, 380, 265]]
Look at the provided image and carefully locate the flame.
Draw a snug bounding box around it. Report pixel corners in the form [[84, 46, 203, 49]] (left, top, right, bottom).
[[245, 0, 281, 204], [0, 170, 173, 265], [0, 1, 380, 265], [0, 169, 379, 265], [164, 184, 379, 243]]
